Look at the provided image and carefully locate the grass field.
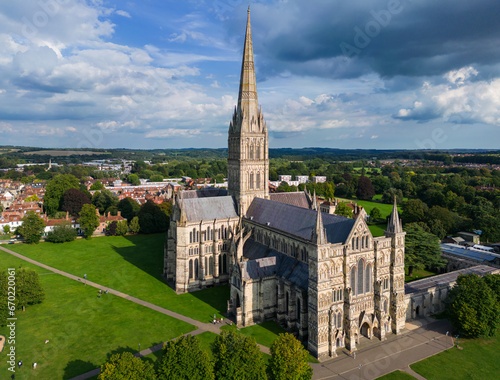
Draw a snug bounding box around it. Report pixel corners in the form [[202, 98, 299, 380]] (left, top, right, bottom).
[[405, 267, 438, 282], [368, 223, 386, 237], [410, 330, 500, 380], [2, 234, 229, 323], [376, 370, 416, 379], [0, 250, 195, 380]]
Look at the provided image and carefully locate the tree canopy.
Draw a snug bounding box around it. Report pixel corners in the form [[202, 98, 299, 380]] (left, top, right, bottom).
[[212, 330, 267, 380], [356, 175, 375, 200], [335, 202, 353, 218], [61, 188, 91, 216], [118, 197, 141, 221], [447, 274, 500, 338], [78, 204, 100, 239], [404, 223, 446, 276], [44, 174, 80, 216], [46, 221, 77, 243], [18, 211, 46, 244], [157, 335, 214, 380], [268, 333, 312, 380], [98, 352, 156, 380]]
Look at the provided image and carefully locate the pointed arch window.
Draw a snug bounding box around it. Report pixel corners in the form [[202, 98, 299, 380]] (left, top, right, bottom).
[[256, 145, 260, 160], [249, 144, 254, 160], [350, 267, 356, 295], [365, 264, 372, 293], [357, 259, 364, 295], [249, 172, 254, 189], [256, 172, 261, 189]]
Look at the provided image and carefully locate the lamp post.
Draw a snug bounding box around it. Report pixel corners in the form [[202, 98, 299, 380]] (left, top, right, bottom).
[[455, 334, 459, 348]]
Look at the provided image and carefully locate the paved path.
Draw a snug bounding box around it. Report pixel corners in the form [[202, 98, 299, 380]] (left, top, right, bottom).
[[0, 246, 270, 380], [310, 319, 453, 380]]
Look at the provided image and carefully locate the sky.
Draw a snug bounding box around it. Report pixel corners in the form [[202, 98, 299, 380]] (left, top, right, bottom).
[[0, 0, 500, 150]]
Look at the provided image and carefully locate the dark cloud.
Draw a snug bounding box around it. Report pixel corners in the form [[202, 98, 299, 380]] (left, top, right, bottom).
[[228, 0, 500, 80]]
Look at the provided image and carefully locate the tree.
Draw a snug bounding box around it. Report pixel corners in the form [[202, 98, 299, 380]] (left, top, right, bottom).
[[130, 216, 140, 234], [127, 173, 140, 186], [157, 335, 214, 380], [447, 274, 500, 338], [98, 351, 156, 380], [3, 225, 10, 235], [92, 190, 119, 215], [0, 272, 8, 325], [404, 223, 446, 276], [369, 207, 382, 223], [78, 204, 100, 239], [268, 333, 312, 380], [89, 180, 104, 190], [105, 221, 118, 236], [46, 221, 77, 243], [381, 188, 403, 205], [356, 176, 375, 200], [16, 268, 45, 311], [401, 199, 428, 224], [44, 174, 80, 216], [118, 197, 141, 221], [115, 220, 129, 236], [138, 200, 168, 234], [335, 202, 353, 218], [61, 188, 91, 216], [18, 211, 46, 244], [213, 330, 266, 380]]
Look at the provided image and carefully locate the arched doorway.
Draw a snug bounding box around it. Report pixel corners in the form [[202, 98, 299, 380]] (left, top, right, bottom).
[[360, 322, 371, 338], [415, 305, 421, 318], [236, 293, 241, 308]]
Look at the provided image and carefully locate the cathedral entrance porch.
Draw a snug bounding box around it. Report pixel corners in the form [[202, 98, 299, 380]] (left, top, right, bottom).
[[360, 322, 372, 339]]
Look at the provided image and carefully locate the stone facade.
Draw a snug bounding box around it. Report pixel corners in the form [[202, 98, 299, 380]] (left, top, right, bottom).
[[164, 9, 406, 360]]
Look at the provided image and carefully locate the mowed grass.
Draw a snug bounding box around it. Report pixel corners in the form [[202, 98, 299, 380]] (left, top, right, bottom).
[[376, 370, 416, 380], [2, 234, 229, 322], [0, 251, 195, 380], [368, 223, 386, 237], [410, 330, 500, 380], [405, 267, 438, 282]]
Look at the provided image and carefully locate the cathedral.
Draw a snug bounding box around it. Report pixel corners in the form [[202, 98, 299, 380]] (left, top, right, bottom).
[[164, 8, 406, 360]]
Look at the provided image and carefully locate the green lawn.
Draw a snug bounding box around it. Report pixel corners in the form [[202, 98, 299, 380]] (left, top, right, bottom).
[[376, 370, 416, 379], [0, 251, 195, 380], [405, 267, 438, 282], [1, 234, 229, 323], [368, 223, 386, 237], [410, 331, 500, 380]]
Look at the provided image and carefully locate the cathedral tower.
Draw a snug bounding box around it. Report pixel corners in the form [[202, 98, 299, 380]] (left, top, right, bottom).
[[228, 7, 269, 216]]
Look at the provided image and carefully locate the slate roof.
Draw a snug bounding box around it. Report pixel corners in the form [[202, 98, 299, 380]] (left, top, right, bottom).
[[246, 197, 355, 244], [269, 192, 311, 209], [405, 265, 498, 295], [240, 239, 309, 289], [181, 188, 228, 199], [182, 196, 238, 222], [440, 243, 500, 263]]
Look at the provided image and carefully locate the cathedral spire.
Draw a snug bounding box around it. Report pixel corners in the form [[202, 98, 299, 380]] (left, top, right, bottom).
[[312, 208, 327, 245], [237, 6, 259, 131], [387, 196, 402, 233]]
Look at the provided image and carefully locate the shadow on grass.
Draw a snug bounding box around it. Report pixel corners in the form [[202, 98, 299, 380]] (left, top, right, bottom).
[[63, 359, 98, 379], [111, 233, 166, 281], [190, 285, 231, 320]]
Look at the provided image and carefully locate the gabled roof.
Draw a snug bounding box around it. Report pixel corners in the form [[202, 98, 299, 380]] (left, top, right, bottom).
[[246, 197, 355, 244], [270, 192, 311, 209], [181, 188, 228, 199], [182, 196, 238, 222]]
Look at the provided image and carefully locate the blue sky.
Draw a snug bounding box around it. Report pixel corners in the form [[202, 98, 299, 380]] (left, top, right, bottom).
[[0, 0, 500, 150]]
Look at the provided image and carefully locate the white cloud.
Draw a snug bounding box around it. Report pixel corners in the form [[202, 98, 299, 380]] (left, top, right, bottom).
[[145, 128, 201, 138], [116, 10, 131, 18], [444, 66, 478, 86]]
